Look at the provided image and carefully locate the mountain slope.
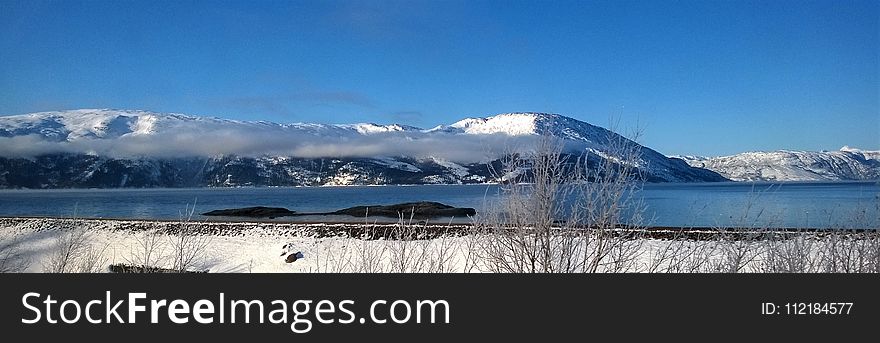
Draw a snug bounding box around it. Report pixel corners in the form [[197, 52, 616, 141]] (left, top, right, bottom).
[[674, 147, 880, 181], [433, 112, 725, 182], [0, 109, 409, 141], [0, 109, 727, 188]]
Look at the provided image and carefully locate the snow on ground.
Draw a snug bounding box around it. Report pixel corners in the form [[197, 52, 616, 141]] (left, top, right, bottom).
[[374, 157, 422, 173], [0, 218, 478, 273], [430, 157, 469, 178], [2, 217, 878, 273]]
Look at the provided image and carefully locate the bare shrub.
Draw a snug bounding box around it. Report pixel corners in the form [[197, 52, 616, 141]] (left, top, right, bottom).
[[460, 220, 483, 272], [815, 199, 880, 273], [125, 228, 167, 269], [42, 226, 87, 273], [313, 236, 356, 272], [312, 217, 366, 273], [168, 203, 212, 272], [423, 225, 459, 273], [817, 230, 880, 273], [43, 222, 110, 273], [758, 232, 820, 273], [0, 231, 31, 273], [708, 187, 781, 273], [648, 234, 719, 273], [349, 215, 386, 273], [78, 242, 111, 273], [352, 227, 387, 273], [709, 231, 763, 273], [477, 124, 649, 273], [388, 213, 431, 273]]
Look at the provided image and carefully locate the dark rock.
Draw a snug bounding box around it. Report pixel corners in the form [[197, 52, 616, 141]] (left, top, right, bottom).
[[331, 201, 476, 219], [202, 206, 296, 218], [284, 251, 304, 263]]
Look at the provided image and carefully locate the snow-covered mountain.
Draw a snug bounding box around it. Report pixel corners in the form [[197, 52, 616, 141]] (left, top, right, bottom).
[[0, 109, 726, 188], [0, 108, 421, 141], [674, 147, 880, 181]]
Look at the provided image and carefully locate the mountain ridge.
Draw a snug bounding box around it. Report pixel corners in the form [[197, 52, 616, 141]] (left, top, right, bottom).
[[673, 147, 880, 181], [0, 109, 728, 188]]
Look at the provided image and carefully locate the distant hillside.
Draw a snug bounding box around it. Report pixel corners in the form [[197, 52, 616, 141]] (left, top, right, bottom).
[[673, 146, 880, 181], [0, 109, 727, 188]]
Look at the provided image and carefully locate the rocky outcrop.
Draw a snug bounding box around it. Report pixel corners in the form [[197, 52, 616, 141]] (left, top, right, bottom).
[[202, 206, 296, 218], [331, 201, 476, 219]]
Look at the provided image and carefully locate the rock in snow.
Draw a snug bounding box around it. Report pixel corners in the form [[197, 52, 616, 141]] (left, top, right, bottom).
[[280, 243, 305, 263]]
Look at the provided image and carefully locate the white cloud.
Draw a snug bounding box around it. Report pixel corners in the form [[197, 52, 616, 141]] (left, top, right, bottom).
[[0, 130, 585, 163]]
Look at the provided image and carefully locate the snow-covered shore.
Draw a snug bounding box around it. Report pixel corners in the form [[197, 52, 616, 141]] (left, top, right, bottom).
[[2, 217, 878, 273], [0, 217, 475, 273]]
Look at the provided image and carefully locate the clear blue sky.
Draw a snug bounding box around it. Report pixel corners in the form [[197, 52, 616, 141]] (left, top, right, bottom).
[[1, 0, 877, 156]]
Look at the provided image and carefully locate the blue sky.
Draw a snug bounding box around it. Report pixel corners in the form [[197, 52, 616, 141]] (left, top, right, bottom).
[[0, 0, 877, 156]]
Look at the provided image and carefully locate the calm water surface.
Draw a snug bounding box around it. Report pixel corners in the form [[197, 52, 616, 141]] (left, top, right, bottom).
[[0, 182, 877, 228]]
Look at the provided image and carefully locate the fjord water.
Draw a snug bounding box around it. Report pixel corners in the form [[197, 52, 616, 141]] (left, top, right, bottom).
[[0, 182, 877, 228]]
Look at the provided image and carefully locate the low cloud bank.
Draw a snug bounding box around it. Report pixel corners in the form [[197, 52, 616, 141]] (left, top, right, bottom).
[[0, 130, 587, 163]]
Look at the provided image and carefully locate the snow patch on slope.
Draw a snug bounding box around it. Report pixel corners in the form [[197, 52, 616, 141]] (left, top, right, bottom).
[[675, 147, 880, 181], [0, 109, 729, 183]]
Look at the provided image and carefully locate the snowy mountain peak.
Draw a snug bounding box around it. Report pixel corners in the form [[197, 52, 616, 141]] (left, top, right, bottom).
[[450, 112, 544, 135], [0, 109, 236, 142], [350, 123, 422, 134], [840, 145, 867, 153], [447, 112, 566, 135], [676, 148, 880, 181], [0, 108, 731, 183], [438, 112, 615, 145], [2, 109, 613, 145]]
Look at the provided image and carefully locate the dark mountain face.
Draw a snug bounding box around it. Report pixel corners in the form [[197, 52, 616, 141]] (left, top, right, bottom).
[[0, 153, 725, 189]]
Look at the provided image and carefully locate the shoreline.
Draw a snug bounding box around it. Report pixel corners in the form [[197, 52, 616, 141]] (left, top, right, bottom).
[[1, 216, 875, 242], [1, 215, 874, 231], [2, 216, 878, 273]]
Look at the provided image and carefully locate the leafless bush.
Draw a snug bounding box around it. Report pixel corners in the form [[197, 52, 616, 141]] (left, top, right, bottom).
[[42, 227, 86, 273], [758, 232, 820, 273], [43, 223, 110, 273], [817, 199, 880, 273], [312, 235, 357, 273], [704, 188, 879, 273], [168, 203, 212, 272], [125, 228, 167, 269], [423, 225, 459, 273], [306, 211, 466, 273], [647, 234, 719, 273], [312, 216, 370, 273], [816, 231, 880, 273], [476, 135, 575, 272], [387, 213, 431, 273], [709, 232, 762, 273], [78, 240, 111, 273], [384, 214, 461, 273], [352, 229, 387, 273], [349, 216, 387, 273], [707, 187, 781, 273], [477, 124, 649, 273], [0, 231, 30, 273], [460, 221, 483, 272]]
